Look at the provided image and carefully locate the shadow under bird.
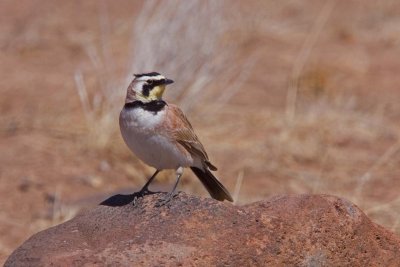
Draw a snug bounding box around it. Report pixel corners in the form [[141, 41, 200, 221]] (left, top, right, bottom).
[[119, 72, 233, 204]]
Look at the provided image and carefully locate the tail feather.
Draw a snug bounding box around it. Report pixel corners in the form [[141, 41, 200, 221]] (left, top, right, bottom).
[[190, 167, 233, 202]]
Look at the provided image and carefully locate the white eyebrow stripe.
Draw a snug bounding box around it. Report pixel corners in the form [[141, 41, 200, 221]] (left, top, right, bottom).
[[137, 75, 165, 81]]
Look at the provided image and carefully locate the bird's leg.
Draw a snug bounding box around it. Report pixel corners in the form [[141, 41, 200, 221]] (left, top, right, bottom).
[[168, 167, 183, 197], [132, 169, 159, 202], [156, 167, 183, 206], [139, 169, 160, 194], [132, 170, 160, 205]]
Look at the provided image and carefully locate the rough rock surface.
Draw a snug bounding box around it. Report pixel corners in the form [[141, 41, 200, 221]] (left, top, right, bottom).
[[6, 193, 400, 266]]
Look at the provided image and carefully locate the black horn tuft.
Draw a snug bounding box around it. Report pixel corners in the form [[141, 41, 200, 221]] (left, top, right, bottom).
[[134, 72, 161, 78]]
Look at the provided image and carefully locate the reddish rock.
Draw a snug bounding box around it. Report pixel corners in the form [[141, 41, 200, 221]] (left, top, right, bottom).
[[5, 193, 400, 266]]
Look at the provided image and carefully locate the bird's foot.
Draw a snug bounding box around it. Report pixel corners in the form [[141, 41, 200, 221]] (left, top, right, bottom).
[[132, 187, 154, 206], [155, 192, 178, 207]]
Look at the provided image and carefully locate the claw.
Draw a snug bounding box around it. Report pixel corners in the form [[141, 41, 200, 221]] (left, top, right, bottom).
[[155, 167, 183, 207], [132, 170, 161, 206], [131, 187, 155, 206], [155, 192, 178, 207]]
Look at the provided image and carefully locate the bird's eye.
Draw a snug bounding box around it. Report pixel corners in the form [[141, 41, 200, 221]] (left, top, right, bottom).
[[147, 80, 153, 85]]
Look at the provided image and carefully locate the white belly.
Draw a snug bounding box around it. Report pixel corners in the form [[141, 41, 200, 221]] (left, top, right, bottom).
[[119, 107, 193, 170]]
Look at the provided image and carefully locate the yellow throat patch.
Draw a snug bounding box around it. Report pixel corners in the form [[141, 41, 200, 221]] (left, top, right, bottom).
[[150, 85, 166, 100]]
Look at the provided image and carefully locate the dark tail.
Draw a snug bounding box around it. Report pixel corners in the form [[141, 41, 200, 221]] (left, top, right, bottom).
[[190, 167, 233, 202]]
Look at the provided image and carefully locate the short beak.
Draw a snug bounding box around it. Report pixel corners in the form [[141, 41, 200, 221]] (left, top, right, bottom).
[[164, 78, 174, 85]]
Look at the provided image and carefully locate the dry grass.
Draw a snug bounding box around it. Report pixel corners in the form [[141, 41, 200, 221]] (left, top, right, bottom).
[[2, 2, 400, 262], [75, 1, 255, 151], [286, 0, 336, 123], [70, 0, 400, 234]]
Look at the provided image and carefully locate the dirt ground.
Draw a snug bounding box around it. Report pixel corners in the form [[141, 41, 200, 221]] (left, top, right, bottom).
[[1, 0, 400, 263]]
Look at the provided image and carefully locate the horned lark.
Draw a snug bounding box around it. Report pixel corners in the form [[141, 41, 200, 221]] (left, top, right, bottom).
[[119, 72, 233, 203]]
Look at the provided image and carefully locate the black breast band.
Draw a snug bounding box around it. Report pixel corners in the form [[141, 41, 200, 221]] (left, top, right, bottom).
[[124, 100, 167, 114]]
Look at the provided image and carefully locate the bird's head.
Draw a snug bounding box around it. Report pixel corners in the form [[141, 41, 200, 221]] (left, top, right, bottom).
[[125, 72, 174, 103]]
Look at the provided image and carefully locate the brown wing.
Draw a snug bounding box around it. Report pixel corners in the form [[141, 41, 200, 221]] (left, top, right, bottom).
[[164, 104, 217, 171]]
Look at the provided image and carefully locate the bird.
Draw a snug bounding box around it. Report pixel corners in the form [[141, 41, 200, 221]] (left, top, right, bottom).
[[119, 72, 233, 204]]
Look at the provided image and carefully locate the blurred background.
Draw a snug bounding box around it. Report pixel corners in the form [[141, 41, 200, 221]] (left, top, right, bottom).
[[1, 0, 400, 263]]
